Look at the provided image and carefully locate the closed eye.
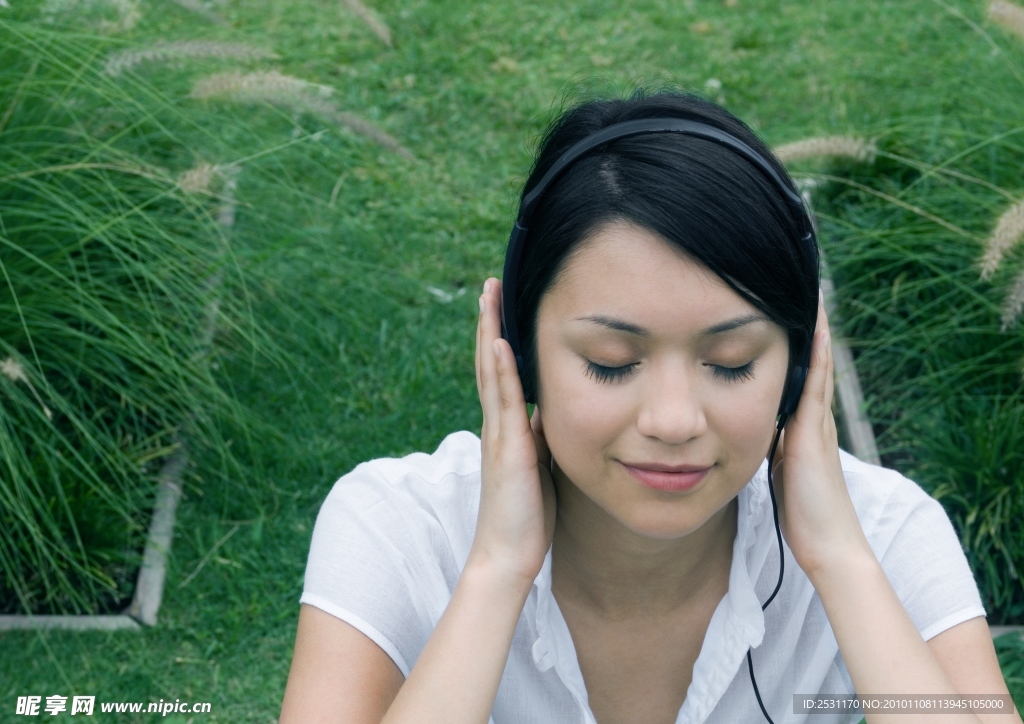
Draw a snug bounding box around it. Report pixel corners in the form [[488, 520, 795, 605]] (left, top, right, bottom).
[[582, 360, 758, 384], [710, 361, 756, 382], [583, 360, 637, 383]]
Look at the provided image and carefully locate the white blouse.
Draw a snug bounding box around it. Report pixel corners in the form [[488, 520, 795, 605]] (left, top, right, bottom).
[[300, 430, 986, 724]]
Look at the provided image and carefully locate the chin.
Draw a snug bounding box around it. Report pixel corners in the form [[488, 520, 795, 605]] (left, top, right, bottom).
[[612, 501, 723, 541]]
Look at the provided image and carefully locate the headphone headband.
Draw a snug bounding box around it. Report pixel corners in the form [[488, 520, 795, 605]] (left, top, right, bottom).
[[501, 117, 817, 416], [518, 117, 806, 218]]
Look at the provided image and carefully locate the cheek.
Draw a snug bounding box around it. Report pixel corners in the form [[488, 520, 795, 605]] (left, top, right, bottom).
[[538, 347, 625, 471], [708, 357, 790, 464]]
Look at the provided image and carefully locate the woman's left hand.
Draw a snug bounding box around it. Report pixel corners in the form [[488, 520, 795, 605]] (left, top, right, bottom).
[[771, 291, 874, 581]]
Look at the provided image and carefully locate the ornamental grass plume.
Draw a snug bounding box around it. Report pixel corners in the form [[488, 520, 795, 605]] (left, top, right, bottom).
[[1000, 269, 1024, 331], [177, 162, 234, 195], [979, 198, 1024, 280], [104, 41, 279, 77], [191, 70, 413, 158], [341, 0, 392, 47], [989, 0, 1024, 40], [774, 136, 877, 165], [191, 70, 333, 105], [1, 357, 52, 420]]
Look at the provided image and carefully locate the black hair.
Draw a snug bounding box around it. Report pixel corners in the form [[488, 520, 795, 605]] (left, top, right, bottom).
[[511, 89, 821, 406]]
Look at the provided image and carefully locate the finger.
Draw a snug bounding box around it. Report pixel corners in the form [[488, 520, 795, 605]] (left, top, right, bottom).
[[797, 292, 831, 422], [823, 314, 834, 417], [476, 278, 491, 389], [475, 287, 484, 405], [479, 279, 502, 431], [487, 278, 531, 436], [817, 292, 834, 414], [493, 336, 531, 441], [476, 280, 492, 416]]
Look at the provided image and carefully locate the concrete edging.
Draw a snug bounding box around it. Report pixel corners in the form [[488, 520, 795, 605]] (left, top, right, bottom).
[[0, 445, 187, 631]]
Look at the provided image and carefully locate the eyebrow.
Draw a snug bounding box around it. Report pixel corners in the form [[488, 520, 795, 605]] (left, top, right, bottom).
[[574, 313, 769, 337]]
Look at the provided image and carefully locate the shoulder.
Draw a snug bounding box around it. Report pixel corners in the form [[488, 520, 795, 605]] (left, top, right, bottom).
[[833, 450, 987, 639], [355, 429, 484, 489], [310, 430, 484, 561], [837, 447, 951, 551], [301, 431, 485, 677]]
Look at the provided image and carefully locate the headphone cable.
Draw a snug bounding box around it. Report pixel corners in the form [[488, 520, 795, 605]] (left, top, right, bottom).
[[747, 412, 788, 724]]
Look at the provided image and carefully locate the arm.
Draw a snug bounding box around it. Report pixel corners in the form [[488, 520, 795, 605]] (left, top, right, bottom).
[[928, 617, 1021, 724], [279, 604, 405, 723], [281, 278, 554, 723], [384, 277, 555, 723], [279, 562, 533, 724], [772, 293, 1021, 724], [380, 557, 533, 724], [810, 552, 1021, 724], [384, 278, 556, 722]]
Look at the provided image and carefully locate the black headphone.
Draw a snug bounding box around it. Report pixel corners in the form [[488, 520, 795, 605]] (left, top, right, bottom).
[[498, 117, 821, 724]]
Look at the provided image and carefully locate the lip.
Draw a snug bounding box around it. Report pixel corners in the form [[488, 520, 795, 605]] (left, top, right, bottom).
[[620, 461, 712, 492]]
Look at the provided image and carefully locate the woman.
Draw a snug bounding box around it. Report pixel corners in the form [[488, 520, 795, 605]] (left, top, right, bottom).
[[280, 91, 1017, 724]]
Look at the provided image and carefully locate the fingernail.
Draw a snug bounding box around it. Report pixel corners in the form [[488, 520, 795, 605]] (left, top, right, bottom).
[[479, 295, 484, 314], [818, 288, 824, 305], [483, 279, 491, 294]]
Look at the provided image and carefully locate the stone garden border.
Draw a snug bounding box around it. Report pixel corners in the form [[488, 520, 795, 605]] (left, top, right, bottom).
[[0, 444, 186, 630]]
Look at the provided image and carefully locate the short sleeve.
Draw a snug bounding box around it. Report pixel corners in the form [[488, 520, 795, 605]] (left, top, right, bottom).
[[300, 432, 483, 677], [859, 463, 988, 641]]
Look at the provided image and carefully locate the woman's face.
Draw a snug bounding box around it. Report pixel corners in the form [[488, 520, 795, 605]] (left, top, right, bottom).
[[534, 220, 791, 541]]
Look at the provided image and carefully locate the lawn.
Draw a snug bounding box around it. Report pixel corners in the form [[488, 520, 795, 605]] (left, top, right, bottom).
[[1, 0, 1022, 720]]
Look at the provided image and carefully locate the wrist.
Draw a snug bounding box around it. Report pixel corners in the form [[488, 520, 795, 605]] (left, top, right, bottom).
[[464, 546, 543, 599], [803, 542, 880, 592]]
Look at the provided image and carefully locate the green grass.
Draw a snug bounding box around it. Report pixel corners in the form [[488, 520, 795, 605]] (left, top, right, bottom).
[[1, 0, 1023, 719]]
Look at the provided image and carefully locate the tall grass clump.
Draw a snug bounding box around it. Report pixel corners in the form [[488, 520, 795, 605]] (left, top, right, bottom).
[[804, 123, 1024, 623], [0, 19, 257, 615]]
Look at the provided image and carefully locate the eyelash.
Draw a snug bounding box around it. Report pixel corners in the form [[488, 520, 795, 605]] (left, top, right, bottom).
[[582, 360, 757, 384], [713, 362, 756, 383], [583, 361, 638, 383]]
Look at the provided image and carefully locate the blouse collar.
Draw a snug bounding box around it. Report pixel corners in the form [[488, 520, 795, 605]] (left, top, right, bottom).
[[529, 458, 775, 724]]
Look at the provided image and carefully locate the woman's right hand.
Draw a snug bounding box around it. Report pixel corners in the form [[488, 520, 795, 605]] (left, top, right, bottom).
[[471, 277, 556, 584]]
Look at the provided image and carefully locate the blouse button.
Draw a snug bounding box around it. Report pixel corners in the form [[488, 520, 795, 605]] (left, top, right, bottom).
[[532, 638, 555, 672]]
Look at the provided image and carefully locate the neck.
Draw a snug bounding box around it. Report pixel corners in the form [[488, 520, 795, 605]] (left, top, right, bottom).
[[550, 465, 738, 620]]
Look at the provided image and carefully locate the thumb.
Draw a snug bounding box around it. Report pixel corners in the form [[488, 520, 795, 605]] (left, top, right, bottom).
[[530, 405, 552, 472]]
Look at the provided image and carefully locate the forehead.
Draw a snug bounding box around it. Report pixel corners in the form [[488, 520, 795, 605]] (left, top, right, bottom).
[[538, 221, 760, 331]]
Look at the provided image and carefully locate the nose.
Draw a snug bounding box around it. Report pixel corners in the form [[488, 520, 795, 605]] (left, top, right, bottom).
[[635, 358, 708, 445]]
